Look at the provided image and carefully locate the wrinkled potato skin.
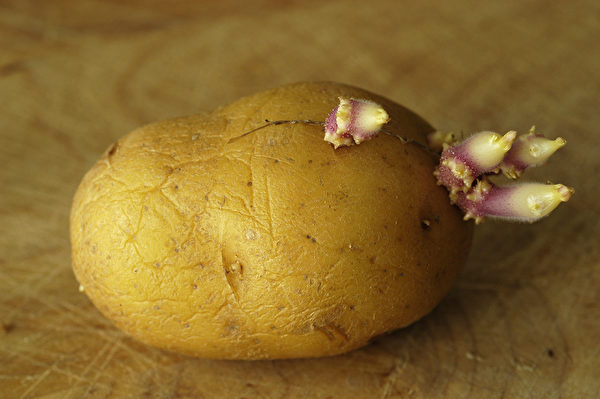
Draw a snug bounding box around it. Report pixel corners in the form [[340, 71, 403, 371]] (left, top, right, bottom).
[[71, 82, 472, 359]]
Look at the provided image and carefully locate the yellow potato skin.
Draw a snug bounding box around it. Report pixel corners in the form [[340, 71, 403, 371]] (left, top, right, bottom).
[[70, 82, 472, 359]]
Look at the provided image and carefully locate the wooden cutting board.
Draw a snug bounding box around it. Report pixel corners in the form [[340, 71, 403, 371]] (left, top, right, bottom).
[[1, 1, 598, 397]]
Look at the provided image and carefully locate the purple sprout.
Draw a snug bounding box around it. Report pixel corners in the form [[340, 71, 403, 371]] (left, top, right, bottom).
[[433, 131, 517, 200], [455, 180, 573, 224], [324, 97, 390, 148], [431, 128, 573, 223], [499, 126, 566, 179]]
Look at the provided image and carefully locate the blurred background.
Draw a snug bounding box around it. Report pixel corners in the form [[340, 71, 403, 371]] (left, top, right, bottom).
[[1, 0, 598, 398]]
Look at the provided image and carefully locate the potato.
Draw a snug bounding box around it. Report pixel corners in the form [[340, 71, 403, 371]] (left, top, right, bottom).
[[70, 82, 472, 359]]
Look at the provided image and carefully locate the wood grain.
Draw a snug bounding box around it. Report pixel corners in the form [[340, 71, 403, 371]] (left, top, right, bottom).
[[1, 0, 599, 397]]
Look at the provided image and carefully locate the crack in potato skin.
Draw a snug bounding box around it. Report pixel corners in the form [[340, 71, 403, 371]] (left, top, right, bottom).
[[70, 82, 473, 359]]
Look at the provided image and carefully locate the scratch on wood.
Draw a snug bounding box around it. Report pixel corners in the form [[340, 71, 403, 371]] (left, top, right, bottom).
[[79, 337, 122, 398], [18, 368, 52, 399], [465, 351, 484, 362], [379, 358, 406, 399], [513, 356, 537, 372]]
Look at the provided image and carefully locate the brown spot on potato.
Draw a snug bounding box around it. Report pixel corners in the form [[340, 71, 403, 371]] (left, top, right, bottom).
[[107, 142, 118, 157]]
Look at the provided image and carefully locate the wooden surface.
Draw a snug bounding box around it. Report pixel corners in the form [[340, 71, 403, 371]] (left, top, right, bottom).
[[1, 0, 599, 397]]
